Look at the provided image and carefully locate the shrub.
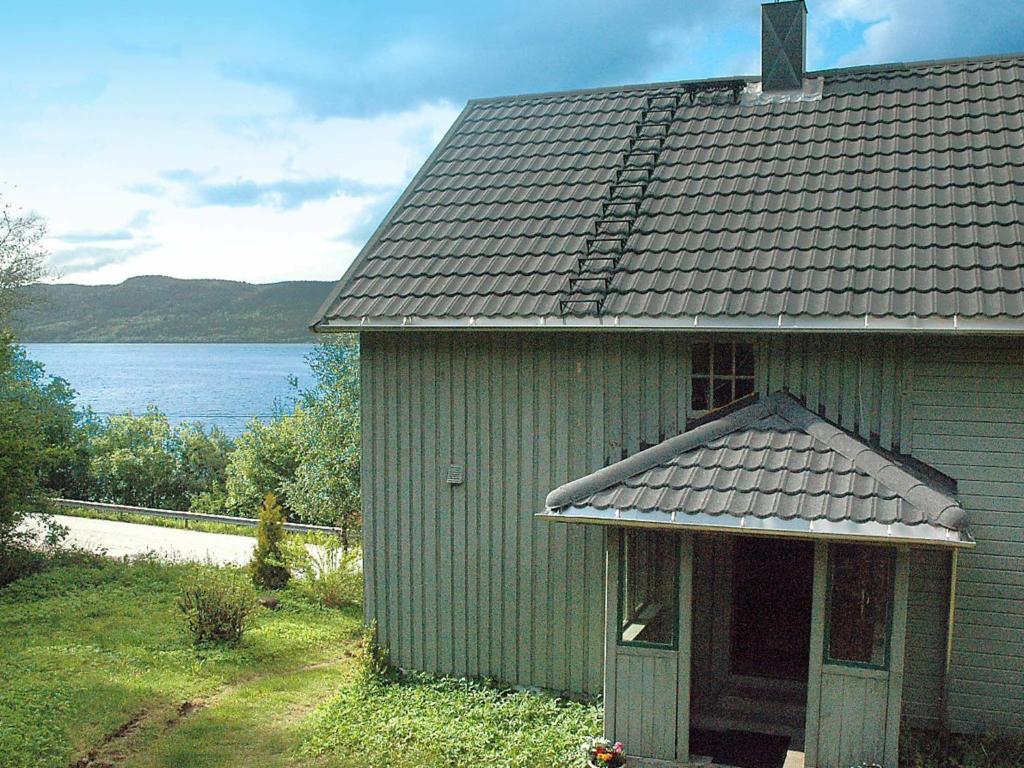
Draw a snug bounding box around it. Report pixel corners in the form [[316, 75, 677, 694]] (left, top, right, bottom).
[[0, 545, 47, 589], [225, 414, 302, 518], [250, 492, 290, 589], [354, 622, 389, 688], [901, 727, 1024, 768], [282, 532, 361, 608], [176, 568, 254, 646]]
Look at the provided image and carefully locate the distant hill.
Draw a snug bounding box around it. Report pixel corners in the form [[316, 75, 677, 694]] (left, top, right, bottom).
[[13, 276, 336, 342]]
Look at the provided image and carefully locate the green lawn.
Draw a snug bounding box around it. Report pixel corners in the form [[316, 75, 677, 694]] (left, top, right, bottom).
[[0, 553, 600, 768], [4, 552, 1023, 768], [0, 554, 362, 768]]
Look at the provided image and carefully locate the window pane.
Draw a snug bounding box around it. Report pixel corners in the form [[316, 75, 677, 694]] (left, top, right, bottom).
[[713, 343, 733, 376], [692, 377, 710, 411], [827, 544, 893, 667], [735, 344, 755, 377], [735, 377, 755, 399], [693, 343, 711, 375], [712, 377, 733, 409], [620, 530, 678, 647]]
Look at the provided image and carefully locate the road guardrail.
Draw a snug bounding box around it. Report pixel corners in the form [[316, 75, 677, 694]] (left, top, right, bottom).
[[51, 498, 344, 536]]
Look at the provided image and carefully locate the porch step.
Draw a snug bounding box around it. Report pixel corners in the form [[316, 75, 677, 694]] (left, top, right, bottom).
[[693, 677, 807, 746], [692, 713, 804, 746], [717, 692, 805, 725]]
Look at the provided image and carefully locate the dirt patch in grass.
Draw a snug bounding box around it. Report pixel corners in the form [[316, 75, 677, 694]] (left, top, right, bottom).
[[70, 699, 208, 768]]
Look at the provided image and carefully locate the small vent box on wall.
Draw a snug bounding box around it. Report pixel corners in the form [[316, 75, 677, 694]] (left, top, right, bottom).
[[446, 465, 465, 485]]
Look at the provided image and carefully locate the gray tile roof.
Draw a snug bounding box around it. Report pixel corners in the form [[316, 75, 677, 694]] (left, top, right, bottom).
[[543, 393, 970, 546], [314, 53, 1024, 331]]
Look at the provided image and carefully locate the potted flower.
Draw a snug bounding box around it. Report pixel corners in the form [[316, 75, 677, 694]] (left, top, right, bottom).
[[581, 736, 626, 768]]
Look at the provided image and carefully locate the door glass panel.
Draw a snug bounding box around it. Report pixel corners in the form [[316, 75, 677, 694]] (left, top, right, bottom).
[[619, 530, 679, 648], [826, 544, 894, 667]]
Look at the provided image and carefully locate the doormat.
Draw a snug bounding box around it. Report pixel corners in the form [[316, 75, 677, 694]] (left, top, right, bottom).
[[689, 728, 791, 768]]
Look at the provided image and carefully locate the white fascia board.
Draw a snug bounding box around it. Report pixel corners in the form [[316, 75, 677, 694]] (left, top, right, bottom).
[[536, 506, 975, 548]]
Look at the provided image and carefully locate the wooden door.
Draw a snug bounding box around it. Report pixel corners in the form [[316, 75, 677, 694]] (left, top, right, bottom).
[[805, 542, 910, 768]]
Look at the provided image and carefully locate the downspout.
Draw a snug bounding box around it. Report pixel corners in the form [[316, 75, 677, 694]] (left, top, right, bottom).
[[939, 549, 959, 736]]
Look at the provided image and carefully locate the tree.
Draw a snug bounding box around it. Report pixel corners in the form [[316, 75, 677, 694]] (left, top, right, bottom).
[[249, 492, 289, 589], [171, 421, 233, 512], [89, 407, 179, 508], [283, 337, 361, 542], [0, 335, 48, 547], [0, 195, 48, 324], [224, 411, 303, 517], [4, 345, 93, 498]]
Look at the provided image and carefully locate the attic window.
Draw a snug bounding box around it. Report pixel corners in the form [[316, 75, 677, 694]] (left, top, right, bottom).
[[691, 342, 755, 412]]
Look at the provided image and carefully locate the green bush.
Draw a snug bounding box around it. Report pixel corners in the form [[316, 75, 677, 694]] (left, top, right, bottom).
[[282, 532, 361, 608], [87, 409, 232, 510], [176, 568, 254, 646], [0, 545, 47, 589], [250, 492, 289, 589], [284, 339, 361, 538], [353, 622, 390, 688], [301, 670, 601, 768]]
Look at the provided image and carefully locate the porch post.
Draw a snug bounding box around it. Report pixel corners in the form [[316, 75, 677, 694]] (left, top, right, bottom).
[[883, 549, 910, 768], [675, 532, 694, 762], [603, 527, 621, 741], [803, 540, 828, 768]]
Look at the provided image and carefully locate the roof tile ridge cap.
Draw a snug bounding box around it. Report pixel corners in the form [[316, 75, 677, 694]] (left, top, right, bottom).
[[545, 399, 773, 510], [772, 395, 964, 530]]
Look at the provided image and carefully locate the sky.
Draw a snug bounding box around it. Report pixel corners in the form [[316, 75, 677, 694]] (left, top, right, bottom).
[[3, 1, 1023, 286]]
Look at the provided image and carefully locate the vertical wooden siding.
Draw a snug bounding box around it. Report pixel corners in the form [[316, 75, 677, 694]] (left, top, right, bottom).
[[910, 341, 1024, 733], [361, 331, 961, 721], [365, 331, 707, 692]]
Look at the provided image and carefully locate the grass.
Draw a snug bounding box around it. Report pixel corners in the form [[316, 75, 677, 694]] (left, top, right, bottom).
[[0, 552, 600, 768], [300, 671, 602, 768], [0, 551, 361, 768], [6, 551, 1014, 768]]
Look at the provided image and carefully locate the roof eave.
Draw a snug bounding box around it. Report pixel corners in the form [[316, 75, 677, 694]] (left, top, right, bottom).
[[313, 314, 1024, 334], [537, 506, 975, 548]]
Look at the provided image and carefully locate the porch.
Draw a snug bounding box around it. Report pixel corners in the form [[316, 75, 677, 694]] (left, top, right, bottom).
[[542, 393, 972, 768]]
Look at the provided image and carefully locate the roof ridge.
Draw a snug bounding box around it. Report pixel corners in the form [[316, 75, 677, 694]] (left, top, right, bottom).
[[768, 394, 966, 529], [544, 396, 772, 509], [812, 50, 1024, 80], [464, 52, 1024, 108]]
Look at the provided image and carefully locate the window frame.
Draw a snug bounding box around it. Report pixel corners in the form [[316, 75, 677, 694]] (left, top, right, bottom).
[[690, 341, 757, 415], [823, 543, 896, 671], [616, 529, 680, 651]]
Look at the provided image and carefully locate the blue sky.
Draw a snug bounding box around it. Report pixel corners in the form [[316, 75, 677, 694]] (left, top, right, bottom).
[[2, 0, 1022, 284]]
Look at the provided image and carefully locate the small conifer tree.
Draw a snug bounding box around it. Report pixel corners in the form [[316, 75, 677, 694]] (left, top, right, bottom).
[[250, 491, 290, 589]]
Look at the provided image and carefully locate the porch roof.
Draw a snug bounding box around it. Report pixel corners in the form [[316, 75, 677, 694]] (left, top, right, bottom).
[[542, 393, 972, 547]]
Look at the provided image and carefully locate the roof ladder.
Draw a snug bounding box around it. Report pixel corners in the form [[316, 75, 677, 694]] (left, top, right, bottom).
[[559, 93, 681, 316]]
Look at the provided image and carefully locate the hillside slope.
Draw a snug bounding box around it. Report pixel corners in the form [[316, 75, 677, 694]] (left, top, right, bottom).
[[13, 276, 335, 342]]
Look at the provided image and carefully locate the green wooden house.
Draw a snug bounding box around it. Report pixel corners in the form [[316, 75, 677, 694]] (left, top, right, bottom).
[[312, 3, 1023, 765]]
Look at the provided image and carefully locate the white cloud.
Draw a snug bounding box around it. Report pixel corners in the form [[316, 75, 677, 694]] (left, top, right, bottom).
[[819, 0, 1024, 66], [2, 54, 458, 286]]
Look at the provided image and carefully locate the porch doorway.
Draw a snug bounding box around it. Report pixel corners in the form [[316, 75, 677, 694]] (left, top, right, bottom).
[[691, 534, 814, 749], [729, 537, 814, 681]]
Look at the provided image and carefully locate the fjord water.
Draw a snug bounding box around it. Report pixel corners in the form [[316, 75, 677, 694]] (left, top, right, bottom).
[[23, 343, 315, 437]]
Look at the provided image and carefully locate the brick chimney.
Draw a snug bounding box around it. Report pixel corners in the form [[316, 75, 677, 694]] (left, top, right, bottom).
[[762, 0, 807, 92]]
